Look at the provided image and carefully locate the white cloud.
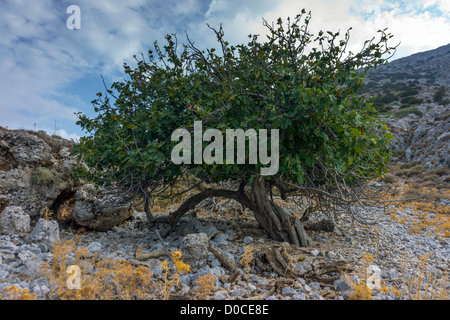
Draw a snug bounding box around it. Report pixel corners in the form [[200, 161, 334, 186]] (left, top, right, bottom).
[[371, 9, 450, 57], [0, 0, 166, 136], [175, 0, 201, 15], [423, 0, 438, 8], [437, 0, 450, 15], [232, 0, 450, 60]]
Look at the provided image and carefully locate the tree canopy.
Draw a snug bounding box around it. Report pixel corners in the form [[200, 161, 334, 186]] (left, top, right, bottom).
[[74, 10, 397, 246]]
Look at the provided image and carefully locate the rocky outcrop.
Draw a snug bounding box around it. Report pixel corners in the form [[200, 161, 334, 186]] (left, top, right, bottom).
[[0, 127, 78, 218], [386, 104, 450, 168], [362, 43, 450, 171], [71, 183, 134, 231], [0, 127, 134, 232]]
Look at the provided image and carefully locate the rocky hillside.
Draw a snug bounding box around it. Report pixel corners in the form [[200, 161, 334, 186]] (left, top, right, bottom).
[[369, 43, 450, 86], [362, 43, 450, 184]]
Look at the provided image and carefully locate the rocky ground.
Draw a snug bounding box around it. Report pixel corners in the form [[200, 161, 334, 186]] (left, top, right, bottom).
[[0, 108, 449, 300], [0, 188, 449, 300]]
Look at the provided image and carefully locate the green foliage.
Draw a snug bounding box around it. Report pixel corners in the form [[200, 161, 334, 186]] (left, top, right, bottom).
[[393, 108, 423, 118], [399, 88, 419, 98], [371, 92, 398, 113], [388, 72, 414, 81], [375, 93, 399, 104], [372, 102, 392, 113], [73, 10, 396, 199], [433, 86, 447, 105], [400, 97, 423, 105], [443, 98, 450, 106]]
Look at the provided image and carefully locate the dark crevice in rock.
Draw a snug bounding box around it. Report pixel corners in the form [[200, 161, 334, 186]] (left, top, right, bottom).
[[50, 189, 76, 223]]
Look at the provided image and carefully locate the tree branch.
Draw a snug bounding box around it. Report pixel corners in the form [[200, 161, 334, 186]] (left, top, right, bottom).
[[168, 188, 253, 223]]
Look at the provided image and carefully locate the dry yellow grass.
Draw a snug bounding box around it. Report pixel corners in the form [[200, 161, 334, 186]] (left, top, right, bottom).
[[195, 273, 217, 299], [344, 245, 449, 300], [40, 240, 155, 300], [401, 251, 448, 300], [240, 245, 255, 274], [346, 253, 374, 300], [161, 251, 192, 300], [1, 286, 37, 300], [381, 180, 449, 239]]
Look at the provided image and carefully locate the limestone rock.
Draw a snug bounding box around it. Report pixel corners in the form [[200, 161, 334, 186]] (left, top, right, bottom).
[[0, 206, 30, 236], [0, 127, 78, 217], [18, 249, 43, 278], [71, 183, 134, 231], [26, 218, 60, 251], [0, 127, 133, 231], [386, 105, 449, 167], [181, 233, 210, 268]]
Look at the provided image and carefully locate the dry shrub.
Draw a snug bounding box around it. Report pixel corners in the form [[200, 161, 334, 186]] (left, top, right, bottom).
[[382, 174, 398, 184], [240, 245, 255, 274], [195, 273, 216, 299], [57, 199, 74, 221], [43, 207, 55, 221], [382, 180, 449, 238], [346, 253, 374, 300], [161, 251, 191, 300], [345, 253, 401, 300], [401, 252, 449, 300], [41, 240, 155, 300], [1, 286, 37, 300], [31, 166, 62, 186]]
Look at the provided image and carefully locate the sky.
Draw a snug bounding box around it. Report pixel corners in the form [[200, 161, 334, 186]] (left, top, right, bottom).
[[1, 0, 449, 141]]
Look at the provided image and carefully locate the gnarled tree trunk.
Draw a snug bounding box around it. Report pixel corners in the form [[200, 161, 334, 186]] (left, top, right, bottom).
[[167, 177, 312, 247], [246, 177, 312, 247]]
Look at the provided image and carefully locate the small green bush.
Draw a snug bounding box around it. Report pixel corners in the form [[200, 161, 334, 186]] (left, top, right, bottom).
[[399, 88, 419, 98], [400, 97, 423, 105], [375, 93, 398, 104], [394, 108, 423, 118], [373, 103, 392, 113], [433, 86, 446, 104], [31, 167, 62, 186]]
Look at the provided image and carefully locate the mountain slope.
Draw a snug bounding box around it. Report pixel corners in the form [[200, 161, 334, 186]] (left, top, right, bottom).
[[372, 43, 450, 86], [362, 43, 450, 187]]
